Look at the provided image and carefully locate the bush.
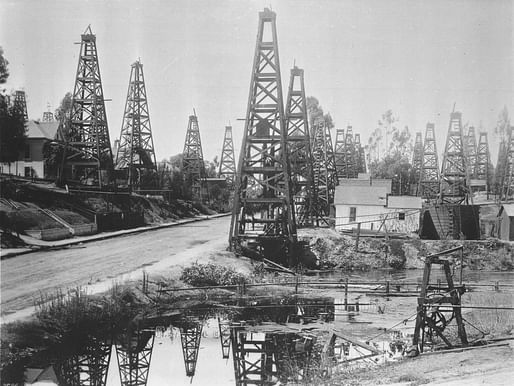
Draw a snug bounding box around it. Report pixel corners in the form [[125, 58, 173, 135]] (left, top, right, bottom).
[[180, 263, 248, 287]]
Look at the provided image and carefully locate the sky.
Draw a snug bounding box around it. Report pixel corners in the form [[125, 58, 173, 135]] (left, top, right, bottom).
[[1, 0, 512, 165]]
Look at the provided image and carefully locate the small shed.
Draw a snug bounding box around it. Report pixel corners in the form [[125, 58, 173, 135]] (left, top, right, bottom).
[[498, 204, 514, 241]]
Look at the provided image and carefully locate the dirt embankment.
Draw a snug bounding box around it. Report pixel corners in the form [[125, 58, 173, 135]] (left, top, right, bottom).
[[0, 178, 216, 247], [299, 228, 514, 271]]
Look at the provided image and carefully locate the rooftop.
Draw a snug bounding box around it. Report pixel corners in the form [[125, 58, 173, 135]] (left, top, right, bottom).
[[26, 120, 59, 139]]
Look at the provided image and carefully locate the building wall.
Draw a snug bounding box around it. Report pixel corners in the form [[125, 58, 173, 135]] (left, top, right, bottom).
[[499, 211, 513, 241], [335, 204, 420, 233], [0, 138, 46, 178]]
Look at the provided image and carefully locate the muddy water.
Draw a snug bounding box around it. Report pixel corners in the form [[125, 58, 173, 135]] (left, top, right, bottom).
[[6, 269, 514, 386]]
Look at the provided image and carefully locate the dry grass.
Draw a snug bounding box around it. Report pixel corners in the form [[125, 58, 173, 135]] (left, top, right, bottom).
[[462, 292, 514, 338]]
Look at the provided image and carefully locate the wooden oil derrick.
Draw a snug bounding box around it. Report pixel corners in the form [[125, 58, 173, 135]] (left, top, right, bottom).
[[412, 247, 468, 353], [311, 119, 337, 225], [183, 111, 206, 201], [60, 26, 114, 187], [500, 126, 514, 201], [418, 123, 440, 199], [115, 60, 157, 189], [55, 337, 112, 386], [115, 328, 155, 386], [230, 326, 279, 386], [179, 321, 203, 377], [218, 317, 232, 359], [219, 126, 236, 188], [465, 126, 478, 179], [229, 8, 298, 264], [334, 128, 346, 180], [14, 90, 28, 120], [344, 126, 358, 178], [354, 133, 366, 174], [476, 132, 490, 190], [439, 112, 470, 204], [42, 109, 54, 122], [411, 132, 423, 195], [285, 66, 314, 227]]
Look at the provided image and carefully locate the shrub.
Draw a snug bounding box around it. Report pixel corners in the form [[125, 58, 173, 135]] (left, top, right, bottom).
[[180, 263, 249, 287]]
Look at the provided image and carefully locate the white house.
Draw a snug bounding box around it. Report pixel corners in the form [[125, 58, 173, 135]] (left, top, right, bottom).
[[0, 120, 59, 178], [334, 178, 422, 234]]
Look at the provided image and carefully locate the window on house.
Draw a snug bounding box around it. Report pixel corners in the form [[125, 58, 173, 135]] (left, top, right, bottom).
[[24, 167, 31, 177], [398, 212, 405, 220], [349, 207, 357, 222], [24, 144, 31, 160]]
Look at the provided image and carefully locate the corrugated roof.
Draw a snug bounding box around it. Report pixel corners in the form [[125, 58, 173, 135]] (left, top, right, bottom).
[[26, 120, 59, 139], [334, 185, 388, 206], [501, 204, 514, 217]]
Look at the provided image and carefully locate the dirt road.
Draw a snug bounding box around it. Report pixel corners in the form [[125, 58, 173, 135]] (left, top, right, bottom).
[[1, 216, 239, 319]]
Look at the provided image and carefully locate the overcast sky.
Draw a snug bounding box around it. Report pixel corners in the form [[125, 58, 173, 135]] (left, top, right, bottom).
[[1, 0, 512, 164]]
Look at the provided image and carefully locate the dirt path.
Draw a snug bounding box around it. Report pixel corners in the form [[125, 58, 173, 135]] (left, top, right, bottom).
[[1, 216, 242, 320]]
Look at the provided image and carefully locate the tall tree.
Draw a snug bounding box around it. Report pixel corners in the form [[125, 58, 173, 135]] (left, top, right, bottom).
[[0, 47, 8, 84], [0, 49, 27, 171]]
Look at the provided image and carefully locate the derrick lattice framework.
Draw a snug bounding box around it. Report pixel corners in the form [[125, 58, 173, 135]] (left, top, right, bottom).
[[61, 26, 114, 186], [476, 132, 490, 183], [14, 90, 28, 120], [334, 128, 345, 179], [354, 133, 366, 174], [344, 127, 358, 178], [219, 126, 236, 188], [179, 321, 203, 377], [335, 126, 357, 179], [465, 126, 478, 179], [411, 132, 423, 193], [115, 60, 157, 188], [183, 111, 206, 200], [55, 337, 112, 386], [285, 66, 314, 227], [229, 8, 297, 263], [418, 123, 440, 199], [311, 119, 337, 224], [440, 112, 470, 204], [115, 328, 155, 386], [500, 126, 514, 200]]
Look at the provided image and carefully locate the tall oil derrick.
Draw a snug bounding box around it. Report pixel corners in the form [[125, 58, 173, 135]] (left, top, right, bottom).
[[43, 110, 54, 122], [61, 26, 114, 186], [115, 328, 155, 386], [284, 66, 314, 227], [411, 132, 423, 194], [334, 128, 345, 180], [344, 126, 358, 178], [476, 132, 490, 189], [183, 111, 206, 201], [311, 119, 337, 225], [219, 126, 236, 187], [418, 123, 440, 199], [115, 60, 157, 189], [230, 326, 279, 386], [354, 133, 366, 174], [218, 317, 232, 359], [500, 126, 514, 200], [229, 8, 298, 264], [14, 90, 28, 120], [55, 337, 112, 386], [440, 112, 471, 204], [179, 320, 203, 377], [465, 126, 478, 179]]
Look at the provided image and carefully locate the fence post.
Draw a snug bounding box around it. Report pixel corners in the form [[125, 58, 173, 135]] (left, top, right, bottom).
[[344, 278, 348, 311], [386, 281, 390, 295]]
